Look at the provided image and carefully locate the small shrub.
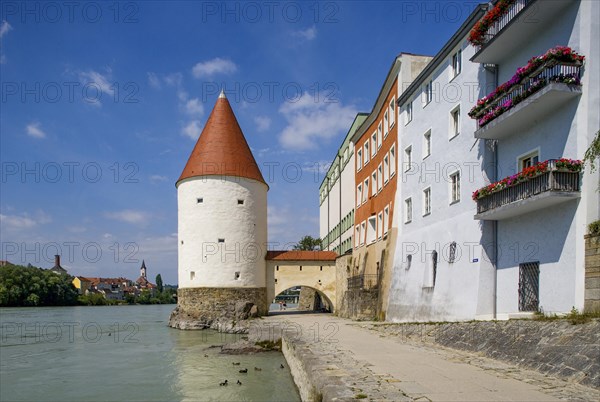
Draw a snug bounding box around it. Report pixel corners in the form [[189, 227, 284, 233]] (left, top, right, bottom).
[[588, 220, 600, 236], [355, 394, 368, 399]]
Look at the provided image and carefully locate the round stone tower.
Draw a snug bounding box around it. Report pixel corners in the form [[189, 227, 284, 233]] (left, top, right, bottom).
[[169, 91, 268, 331]]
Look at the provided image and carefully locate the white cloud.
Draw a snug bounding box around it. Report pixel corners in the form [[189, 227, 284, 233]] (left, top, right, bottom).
[[278, 93, 357, 151], [184, 98, 204, 116], [25, 122, 46, 139], [293, 26, 317, 41], [138, 234, 178, 255], [67, 226, 87, 233], [192, 58, 238, 78], [0, 20, 12, 63], [150, 175, 168, 182], [0, 210, 51, 230], [0, 214, 36, 229], [0, 20, 12, 39], [303, 161, 331, 175], [254, 116, 272, 132], [105, 210, 148, 225], [78, 68, 114, 106], [147, 72, 162, 89], [182, 120, 202, 140]]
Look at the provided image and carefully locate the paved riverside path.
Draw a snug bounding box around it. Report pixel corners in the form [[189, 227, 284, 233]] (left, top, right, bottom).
[[261, 313, 599, 401]]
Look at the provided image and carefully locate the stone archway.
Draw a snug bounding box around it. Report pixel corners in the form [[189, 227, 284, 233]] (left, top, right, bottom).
[[266, 253, 337, 313]]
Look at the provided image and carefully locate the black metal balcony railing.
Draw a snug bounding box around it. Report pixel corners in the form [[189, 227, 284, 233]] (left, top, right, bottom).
[[477, 0, 531, 48], [474, 61, 582, 129], [477, 165, 580, 215], [348, 274, 379, 290]]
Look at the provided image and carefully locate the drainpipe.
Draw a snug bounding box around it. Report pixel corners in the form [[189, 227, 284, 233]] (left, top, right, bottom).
[[490, 63, 499, 320], [338, 152, 343, 253]]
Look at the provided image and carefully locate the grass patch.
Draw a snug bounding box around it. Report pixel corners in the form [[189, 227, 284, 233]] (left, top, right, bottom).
[[533, 307, 600, 324], [355, 393, 368, 399]]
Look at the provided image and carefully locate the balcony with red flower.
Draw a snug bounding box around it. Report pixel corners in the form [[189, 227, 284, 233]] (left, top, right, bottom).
[[469, 0, 573, 64], [473, 159, 582, 220], [469, 46, 584, 140]]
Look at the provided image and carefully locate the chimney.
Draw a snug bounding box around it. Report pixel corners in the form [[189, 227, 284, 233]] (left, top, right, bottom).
[[54, 255, 61, 268]]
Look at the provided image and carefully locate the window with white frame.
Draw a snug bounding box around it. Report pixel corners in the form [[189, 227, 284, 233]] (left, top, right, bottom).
[[450, 171, 460, 204], [360, 221, 366, 245], [384, 206, 389, 234], [423, 187, 431, 216], [355, 225, 360, 248], [364, 142, 370, 165], [404, 146, 412, 172], [451, 49, 462, 79], [367, 216, 376, 244], [377, 212, 383, 240], [377, 164, 383, 192], [371, 171, 377, 197], [389, 98, 395, 127], [379, 121, 384, 142], [363, 178, 369, 203], [405, 198, 412, 223], [356, 184, 362, 207], [450, 107, 460, 139], [405, 101, 413, 125], [357, 149, 362, 171], [371, 132, 377, 157], [424, 80, 433, 106], [384, 154, 390, 183], [518, 149, 540, 171], [384, 111, 389, 136], [390, 144, 396, 177], [423, 130, 431, 158]]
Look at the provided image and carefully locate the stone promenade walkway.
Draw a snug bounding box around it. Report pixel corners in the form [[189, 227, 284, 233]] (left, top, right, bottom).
[[260, 313, 599, 401]]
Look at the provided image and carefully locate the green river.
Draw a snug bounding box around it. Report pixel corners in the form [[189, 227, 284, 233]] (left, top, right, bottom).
[[0, 304, 300, 401]]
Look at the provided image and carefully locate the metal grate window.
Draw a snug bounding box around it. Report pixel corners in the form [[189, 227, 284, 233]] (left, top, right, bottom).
[[519, 262, 540, 311]]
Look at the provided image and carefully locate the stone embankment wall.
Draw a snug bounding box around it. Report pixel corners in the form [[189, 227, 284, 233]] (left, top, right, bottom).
[[585, 234, 600, 312], [335, 254, 380, 320], [366, 319, 600, 389], [338, 289, 378, 320], [169, 287, 267, 332]]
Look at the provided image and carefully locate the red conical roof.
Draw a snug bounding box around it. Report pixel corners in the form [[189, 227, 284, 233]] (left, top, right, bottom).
[[177, 92, 267, 187]]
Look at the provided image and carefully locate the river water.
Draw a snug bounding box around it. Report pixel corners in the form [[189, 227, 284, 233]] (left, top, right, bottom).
[[0, 305, 300, 401]]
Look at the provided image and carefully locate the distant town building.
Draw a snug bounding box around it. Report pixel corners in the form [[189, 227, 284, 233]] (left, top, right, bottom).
[[71, 261, 156, 299], [49, 255, 67, 275]]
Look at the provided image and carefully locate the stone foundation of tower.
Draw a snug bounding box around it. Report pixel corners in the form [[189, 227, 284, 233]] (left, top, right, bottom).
[[168, 287, 268, 333]]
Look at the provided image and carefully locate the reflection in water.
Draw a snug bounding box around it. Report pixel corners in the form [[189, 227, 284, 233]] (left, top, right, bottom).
[[0, 305, 299, 402]]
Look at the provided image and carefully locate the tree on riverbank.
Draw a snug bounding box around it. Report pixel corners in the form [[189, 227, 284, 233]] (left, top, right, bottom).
[[0, 263, 79, 306], [293, 235, 322, 251]]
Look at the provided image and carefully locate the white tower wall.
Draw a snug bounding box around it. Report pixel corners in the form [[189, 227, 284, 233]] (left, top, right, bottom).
[[177, 176, 267, 289]]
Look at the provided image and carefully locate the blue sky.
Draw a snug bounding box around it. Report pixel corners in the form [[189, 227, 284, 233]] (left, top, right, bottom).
[[0, 1, 481, 284]]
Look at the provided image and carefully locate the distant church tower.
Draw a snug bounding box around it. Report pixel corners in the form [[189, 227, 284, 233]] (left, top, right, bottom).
[[170, 91, 268, 330], [140, 260, 147, 278]]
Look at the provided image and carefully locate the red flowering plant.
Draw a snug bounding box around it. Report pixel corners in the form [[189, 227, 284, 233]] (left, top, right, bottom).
[[471, 159, 582, 201], [555, 158, 583, 172], [468, 0, 516, 47], [469, 46, 585, 123]]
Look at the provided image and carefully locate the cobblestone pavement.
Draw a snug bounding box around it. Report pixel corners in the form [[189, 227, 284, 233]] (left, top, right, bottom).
[[259, 314, 600, 401]]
